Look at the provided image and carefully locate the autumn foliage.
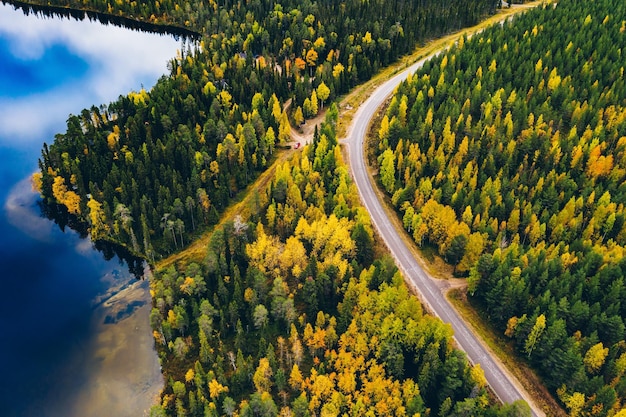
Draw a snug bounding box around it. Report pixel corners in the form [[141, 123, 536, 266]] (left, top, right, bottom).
[[375, 0, 626, 413], [148, 110, 526, 416]]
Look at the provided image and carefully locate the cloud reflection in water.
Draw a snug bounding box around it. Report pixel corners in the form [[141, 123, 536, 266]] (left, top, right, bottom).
[[0, 5, 178, 415], [0, 3, 182, 143], [4, 175, 54, 242]]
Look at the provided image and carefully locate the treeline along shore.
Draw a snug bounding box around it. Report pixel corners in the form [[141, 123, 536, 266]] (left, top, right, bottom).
[[1, 0, 200, 40]]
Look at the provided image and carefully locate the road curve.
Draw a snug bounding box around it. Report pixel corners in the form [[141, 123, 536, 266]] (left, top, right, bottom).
[[343, 54, 543, 416]]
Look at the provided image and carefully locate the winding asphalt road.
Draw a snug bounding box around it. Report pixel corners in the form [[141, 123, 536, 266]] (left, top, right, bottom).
[[344, 55, 542, 416]]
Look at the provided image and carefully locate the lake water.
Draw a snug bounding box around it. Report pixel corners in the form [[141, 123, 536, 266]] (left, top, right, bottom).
[[0, 4, 181, 416]]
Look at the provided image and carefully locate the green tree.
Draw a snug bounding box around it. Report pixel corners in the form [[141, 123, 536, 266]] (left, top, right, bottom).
[[445, 234, 468, 268], [525, 314, 546, 358], [379, 149, 396, 193], [253, 304, 269, 329]]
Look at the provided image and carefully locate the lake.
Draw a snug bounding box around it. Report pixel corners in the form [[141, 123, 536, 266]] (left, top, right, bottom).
[[0, 4, 181, 415]]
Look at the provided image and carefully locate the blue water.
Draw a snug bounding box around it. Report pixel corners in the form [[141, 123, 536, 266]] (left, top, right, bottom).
[[0, 38, 89, 97], [0, 4, 180, 416]]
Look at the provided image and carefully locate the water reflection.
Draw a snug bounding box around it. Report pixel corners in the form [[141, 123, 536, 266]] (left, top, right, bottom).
[[35, 193, 147, 278], [0, 3, 180, 415], [0, 1, 185, 142], [5, 176, 55, 242]]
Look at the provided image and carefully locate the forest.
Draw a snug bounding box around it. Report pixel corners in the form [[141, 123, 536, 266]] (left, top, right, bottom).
[[146, 109, 530, 416], [31, 0, 499, 258], [373, 0, 626, 414], [19, 0, 626, 409], [17, 0, 535, 414]]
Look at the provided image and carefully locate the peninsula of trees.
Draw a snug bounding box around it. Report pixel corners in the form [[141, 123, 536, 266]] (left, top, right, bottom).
[[374, 0, 626, 414]]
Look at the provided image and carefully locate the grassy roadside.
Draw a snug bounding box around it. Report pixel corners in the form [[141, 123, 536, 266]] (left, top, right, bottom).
[[156, 148, 294, 271], [359, 106, 459, 283], [448, 289, 567, 417]]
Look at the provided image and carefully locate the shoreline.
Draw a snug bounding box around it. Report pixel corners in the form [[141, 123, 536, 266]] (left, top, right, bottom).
[[0, 9, 171, 414], [58, 276, 163, 417], [1, 0, 201, 40]]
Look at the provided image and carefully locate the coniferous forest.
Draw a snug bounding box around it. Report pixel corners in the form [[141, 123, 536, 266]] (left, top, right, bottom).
[[32, 0, 499, 258], [374, 0, 626, 414], [19, 0, 529, 415], [18, 0, 626, 413], [146, 110, 530, 416]]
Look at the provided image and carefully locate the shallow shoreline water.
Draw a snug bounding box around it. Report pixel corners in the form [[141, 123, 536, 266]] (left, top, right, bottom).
[[60, 278, 162, 417], [22, 278, 163, 417]]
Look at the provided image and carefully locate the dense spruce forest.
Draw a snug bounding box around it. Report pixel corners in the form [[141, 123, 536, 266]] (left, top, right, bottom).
[[374, 0, 626, 414], [147, 109, 530, 416], [32, 0, 499, 258]]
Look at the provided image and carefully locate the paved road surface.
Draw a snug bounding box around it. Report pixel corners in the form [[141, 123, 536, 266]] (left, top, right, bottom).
[[343, 53, 542, 416]]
